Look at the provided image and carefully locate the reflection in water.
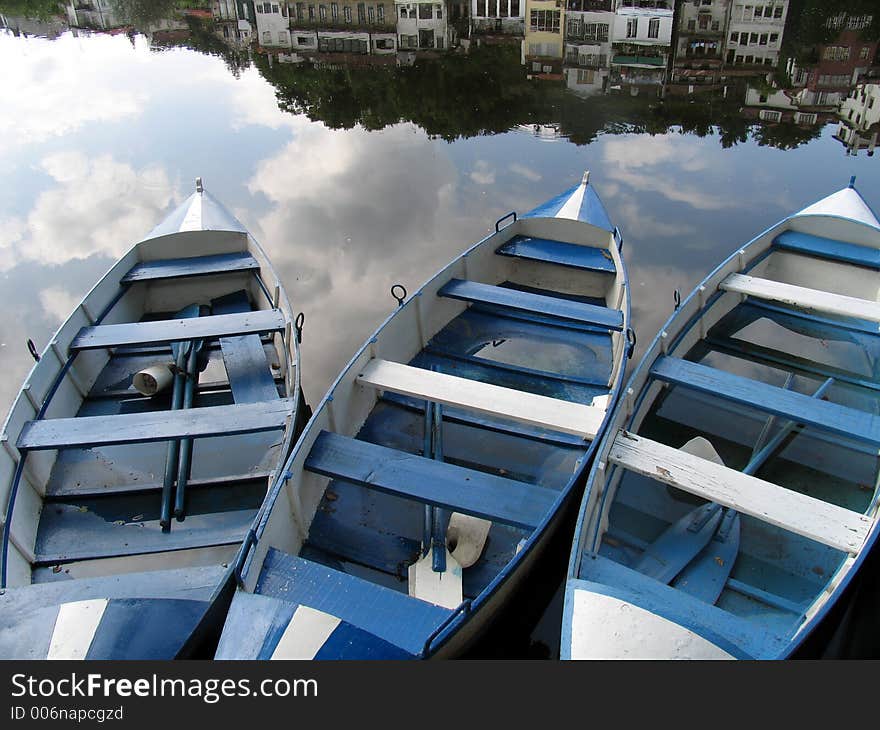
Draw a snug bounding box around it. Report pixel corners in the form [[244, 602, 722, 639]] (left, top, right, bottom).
[[0, 0, 879, 656]]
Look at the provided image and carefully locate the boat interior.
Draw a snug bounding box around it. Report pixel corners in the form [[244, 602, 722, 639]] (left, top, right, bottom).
[[220, 206, 629, 657], [573, 218, 880, 658]]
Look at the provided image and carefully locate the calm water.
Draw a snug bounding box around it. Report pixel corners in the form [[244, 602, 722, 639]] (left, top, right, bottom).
[[2, 7, 880, 657]]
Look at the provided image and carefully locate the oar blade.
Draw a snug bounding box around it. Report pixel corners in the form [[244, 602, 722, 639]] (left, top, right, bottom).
[[672, 510, 741, 604]]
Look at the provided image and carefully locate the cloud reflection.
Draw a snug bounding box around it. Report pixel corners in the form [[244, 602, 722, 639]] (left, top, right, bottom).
[[0, 152, 175, 270]]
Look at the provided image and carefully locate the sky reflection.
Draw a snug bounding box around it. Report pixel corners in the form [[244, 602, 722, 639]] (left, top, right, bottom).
[[1, 29, 879, 416]]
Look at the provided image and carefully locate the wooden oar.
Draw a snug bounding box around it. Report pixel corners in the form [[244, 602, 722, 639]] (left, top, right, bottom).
[[173, 330, 207, 521], [408, 400, 463, 609], [669, 377, 834, 602], [159, 304, 200, 531]]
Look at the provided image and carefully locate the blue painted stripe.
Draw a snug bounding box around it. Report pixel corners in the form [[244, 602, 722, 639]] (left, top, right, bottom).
[[496, 236, 617, 275], [314, 620, 416, 659], [439, 278, 622, 330], [651, 355, 880, 446], [304, 431, 556, 530], [86, 598, 211, 659], [774, 230, 880, 269]]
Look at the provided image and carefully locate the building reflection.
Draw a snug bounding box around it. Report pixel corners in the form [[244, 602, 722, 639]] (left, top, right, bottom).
[[0, 1, 878, 156]]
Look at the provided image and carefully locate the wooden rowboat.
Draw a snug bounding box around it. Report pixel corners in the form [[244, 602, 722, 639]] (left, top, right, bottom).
[[562, 181, 880, 659], [215, 173, 631, 659], [0, 179, 308, 659]]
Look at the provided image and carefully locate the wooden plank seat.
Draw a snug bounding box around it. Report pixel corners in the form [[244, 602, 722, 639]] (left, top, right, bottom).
[[650, 355, 880, 446], [496, 235, 616, 274], [774, 230, 880, 270], [256, 549, 451, 654], [304, 431, 557, 531], [720, 273, 880, 324], [17, 398, 295, 451], [607, 431, 871, 554], [438, 278, 623, 331], [121, 252, 260, 283], [211, 291, 280, 403], [357, 358, 606, 439], [70, 309, 286, 351]]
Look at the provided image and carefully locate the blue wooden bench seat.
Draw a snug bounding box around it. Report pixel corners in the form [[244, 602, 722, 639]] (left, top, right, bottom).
[[70, 309, 286, 351], [438, 278, 623, 331], [496, 235, 616, 274], [211, 291, 280, 403], [256, 549, 451, 656], [304, 431, 556, 530], [121, 252, 260, 283], [774, 230, 880, 269], [650, 355, 880, 446], [17, 398, 295, 451]]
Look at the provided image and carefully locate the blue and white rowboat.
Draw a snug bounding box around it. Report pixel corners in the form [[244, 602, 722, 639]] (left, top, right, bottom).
[[562, 181, 880, 659], [0, 180, 308, 659], [215, 174, 631, 659]]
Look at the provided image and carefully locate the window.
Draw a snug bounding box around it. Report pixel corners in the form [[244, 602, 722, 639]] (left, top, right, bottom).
[[711, 20, 719, 31], [297, 35, 311, 45], [272, 4, 279, 12], [279, 30, 289, 44], [399, 7, 407, 18], [795, 112, 817, 125], [511, 0, 519, 15], [378, 4, 384, 22], [860, 47, 871, 61], [358, 2, 365, 23], [530, 9, 560, 33], [730, 31, 739, 44], [769, 33, 778, 44], [436, 35, 444, 49], [375, 37, 394, 49], [687, 19, 695, 31], [750, 33, 758, 44], [823, 46, 851, 61], [344, 6, 351, 21], [435, 4, 442, 19], [369, 7, 374, 23], [626, 17, 638, 38], [759, 33, 767, 45], [399, 34, 418, 48], [296, 2, 304, 19], [648, 17, 659, 39], [759, 110, 781, 122], [418, 28, 434, 47], [773, 5, 782, 18], [319, 4, 326, 20], [331, 2, 338, 19], [308, 4, 315, 19], [585, 23, 608, 42], [262, 30, 271, 42], [698, 14, 708, 30]]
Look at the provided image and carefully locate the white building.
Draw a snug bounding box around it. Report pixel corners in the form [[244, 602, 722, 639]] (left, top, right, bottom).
[[725, 0, 788, 68], [836, 83, 880, 156], [609, 0, 673, 87], [396, 1, 449, 50], [254, 1, 292, 47], [471, 0, 524, 36]]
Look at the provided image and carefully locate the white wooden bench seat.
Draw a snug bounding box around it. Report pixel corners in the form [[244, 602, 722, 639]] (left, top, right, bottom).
[[721, 273, 880, 324], [357, 359, 605, 439], [607, 431, 871, 554]]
